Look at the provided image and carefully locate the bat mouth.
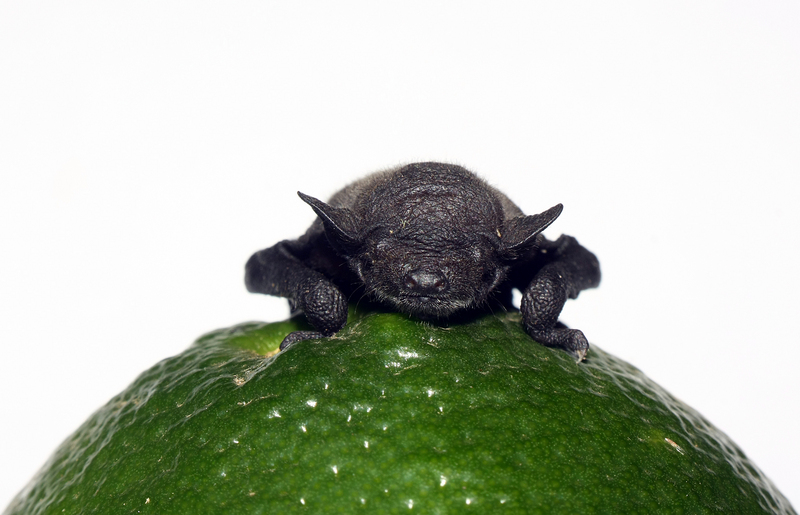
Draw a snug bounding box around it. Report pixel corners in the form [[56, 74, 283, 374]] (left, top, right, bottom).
[[407, 294, 438, 302], [398, 293, 447, 304], [390, 293, 470, 318]]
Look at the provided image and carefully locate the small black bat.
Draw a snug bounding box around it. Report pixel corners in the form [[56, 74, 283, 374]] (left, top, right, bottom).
[[245, 162, 600, 360]]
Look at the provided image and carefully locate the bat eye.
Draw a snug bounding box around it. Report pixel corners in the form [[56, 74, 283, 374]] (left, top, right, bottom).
[[481, 268, 496, 284], [354, 259, 374, 280]]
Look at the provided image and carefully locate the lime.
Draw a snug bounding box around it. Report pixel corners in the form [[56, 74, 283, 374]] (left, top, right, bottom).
[[5, 309, 795, 514]]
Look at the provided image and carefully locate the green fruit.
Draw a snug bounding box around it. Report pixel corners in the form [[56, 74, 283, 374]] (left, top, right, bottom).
[[5, 309, 795, 514]]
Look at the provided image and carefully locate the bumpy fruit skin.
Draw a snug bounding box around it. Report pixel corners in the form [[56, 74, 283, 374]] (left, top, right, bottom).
[[5, 309, 795, 515]]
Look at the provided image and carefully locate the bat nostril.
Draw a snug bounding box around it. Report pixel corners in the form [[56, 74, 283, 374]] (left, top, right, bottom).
[[405, 270, 448, 294]]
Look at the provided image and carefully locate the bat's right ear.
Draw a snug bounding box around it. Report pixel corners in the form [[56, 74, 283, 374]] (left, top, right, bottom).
[[298, 192, 361, 254]]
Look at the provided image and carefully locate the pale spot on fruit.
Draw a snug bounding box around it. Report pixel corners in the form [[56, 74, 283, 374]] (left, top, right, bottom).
[[665, 437, 685, 455]]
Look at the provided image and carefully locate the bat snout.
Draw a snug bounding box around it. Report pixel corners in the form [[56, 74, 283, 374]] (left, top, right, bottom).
[[403, 269, 449, 296]]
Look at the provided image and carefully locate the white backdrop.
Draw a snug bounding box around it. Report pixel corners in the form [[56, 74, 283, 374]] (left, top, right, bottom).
[[1, 1, 798, 510]]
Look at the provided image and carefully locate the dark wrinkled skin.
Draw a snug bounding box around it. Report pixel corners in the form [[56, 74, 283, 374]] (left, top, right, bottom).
[[245, 162, 600, 360]]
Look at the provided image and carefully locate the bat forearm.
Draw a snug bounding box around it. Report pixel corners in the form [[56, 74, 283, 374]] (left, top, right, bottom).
[[518, 235, 600, 360], [245, 241, 348, 336], [245, 241, 327, 300]]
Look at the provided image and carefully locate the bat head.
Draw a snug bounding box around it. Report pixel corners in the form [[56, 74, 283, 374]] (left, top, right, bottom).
[[299, 163, 561, 318]]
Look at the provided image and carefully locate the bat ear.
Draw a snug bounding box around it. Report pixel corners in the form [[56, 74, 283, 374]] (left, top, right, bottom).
[[499, 204, 563, 256], [298, 192, 361, 254]]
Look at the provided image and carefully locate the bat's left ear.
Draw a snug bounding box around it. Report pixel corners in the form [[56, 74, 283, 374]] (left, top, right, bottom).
[[499, 204, 563, 256], [298, 192, 361, 254]]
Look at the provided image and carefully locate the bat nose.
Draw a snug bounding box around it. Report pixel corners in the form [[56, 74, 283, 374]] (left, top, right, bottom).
[[404, 270, 448, 295]]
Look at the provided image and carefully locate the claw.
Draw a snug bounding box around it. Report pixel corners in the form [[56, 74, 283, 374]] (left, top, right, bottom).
[[569, 329, 590, 363], [573, 346, 588, 363]]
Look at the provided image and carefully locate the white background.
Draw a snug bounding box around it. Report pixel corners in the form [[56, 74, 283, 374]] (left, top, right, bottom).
[[1, 1, 798, 510]]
